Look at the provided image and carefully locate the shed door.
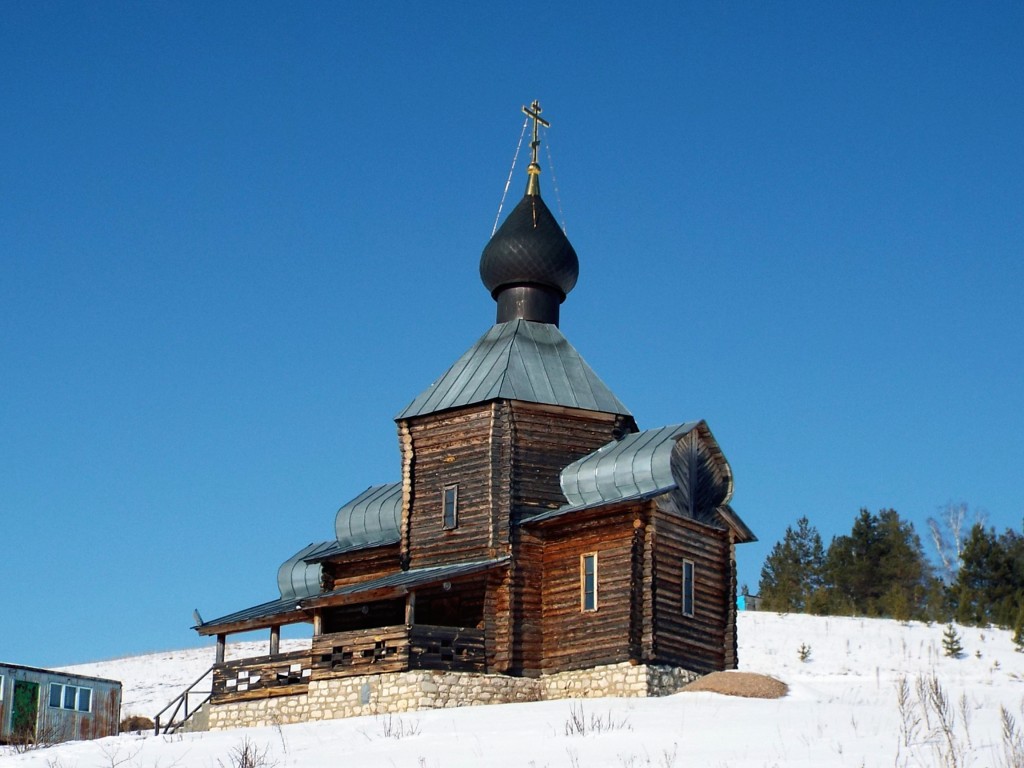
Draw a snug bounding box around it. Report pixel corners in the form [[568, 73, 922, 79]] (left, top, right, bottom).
[[11, 680, 39, 741]]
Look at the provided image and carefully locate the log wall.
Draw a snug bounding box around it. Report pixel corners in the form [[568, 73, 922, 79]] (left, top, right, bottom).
[[507, 402, 633, 522], [400, 405, 503, 569], [538, 509, 637, 673], [320, 545, 400, 592], [648, 506, 736, 673]]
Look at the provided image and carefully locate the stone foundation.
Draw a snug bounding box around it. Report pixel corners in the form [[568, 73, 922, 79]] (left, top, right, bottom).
[[206, 663, 701, 731]]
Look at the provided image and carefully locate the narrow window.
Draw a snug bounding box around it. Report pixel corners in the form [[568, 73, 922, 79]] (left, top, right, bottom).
[[77, 687, 92, 712], [0, 674, 4, 699], [581, 553, 598, 611], [50, 683, 63, 708], [64, 685, 76, 709], [442, 484, 458, 529], [683, 559, 695, 617]]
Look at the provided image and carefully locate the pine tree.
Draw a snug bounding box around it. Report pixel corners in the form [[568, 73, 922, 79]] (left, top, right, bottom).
[[758, 517, 825, 612], [942, 623, 964, 658], [1013, 604, 1024, 653], [825, 508, 939, 620]]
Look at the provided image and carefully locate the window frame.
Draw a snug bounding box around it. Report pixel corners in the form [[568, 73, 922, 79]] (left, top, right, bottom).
[[48, 682, 93, 713], [581, 552, 598, 612], [682, 558, 695, 617], [442, 484, 459, 530]]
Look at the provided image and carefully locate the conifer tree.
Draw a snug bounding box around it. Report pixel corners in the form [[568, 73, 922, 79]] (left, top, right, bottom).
[[758, 517, 825, 612], [942, 623, 964, 658]]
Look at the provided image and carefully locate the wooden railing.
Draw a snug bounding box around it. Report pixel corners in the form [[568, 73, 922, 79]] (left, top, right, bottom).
[[211, 649, 312, 702], [209, 625, 487, 702], [154, 665, 213, 734], [312, 624, 486, 679], [409, 624, 486, 672]]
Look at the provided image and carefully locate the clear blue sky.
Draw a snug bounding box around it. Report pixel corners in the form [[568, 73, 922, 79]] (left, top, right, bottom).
[[2, 2, 1022, 667]]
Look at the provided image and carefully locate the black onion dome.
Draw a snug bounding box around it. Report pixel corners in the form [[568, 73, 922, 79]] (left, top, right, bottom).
[[480, 191, 579, 300]]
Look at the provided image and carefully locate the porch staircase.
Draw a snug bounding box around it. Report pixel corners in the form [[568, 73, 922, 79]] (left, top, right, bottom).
[[153, 665, 213, 734]]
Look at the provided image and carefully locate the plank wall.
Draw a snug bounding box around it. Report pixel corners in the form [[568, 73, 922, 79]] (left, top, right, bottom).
[[648, 506, 736, 673]]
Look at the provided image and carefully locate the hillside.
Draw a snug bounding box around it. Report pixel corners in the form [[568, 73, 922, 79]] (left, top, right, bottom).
[[4, 613, 1023, 767]]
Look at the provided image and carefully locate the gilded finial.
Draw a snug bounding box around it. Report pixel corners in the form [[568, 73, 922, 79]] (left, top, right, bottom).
[[522, 100, 550, 196]]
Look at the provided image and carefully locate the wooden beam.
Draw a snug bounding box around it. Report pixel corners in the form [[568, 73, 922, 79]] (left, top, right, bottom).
[[270, 625, 280, 655], [405, 591, 416, 624], [216, 634, 226, 664]]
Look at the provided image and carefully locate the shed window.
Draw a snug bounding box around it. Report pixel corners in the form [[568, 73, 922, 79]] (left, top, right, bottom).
[[49, 683, 92, 712], [0, 674, 4, 698], [442, 485, 458, 529], [581, 553, 598, 611], [683, 559, 695, 617]]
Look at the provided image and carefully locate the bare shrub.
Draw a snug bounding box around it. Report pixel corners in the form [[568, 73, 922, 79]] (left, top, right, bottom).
[[217, 738, 277, 768], [564, 702, 631, 736], [1001, 706, 1024, 768], [120, 714, 155, 733], [898, 673, 973, 768], [377, 714, 421, 739]]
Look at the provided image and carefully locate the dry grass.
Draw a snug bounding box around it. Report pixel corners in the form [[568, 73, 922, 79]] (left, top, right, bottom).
[[681, 671, 788, 699]]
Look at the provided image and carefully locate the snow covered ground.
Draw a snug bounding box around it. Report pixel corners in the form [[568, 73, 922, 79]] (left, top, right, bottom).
[[4, 613, 1023, 767]]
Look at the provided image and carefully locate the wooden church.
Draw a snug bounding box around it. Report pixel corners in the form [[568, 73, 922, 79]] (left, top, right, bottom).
[[192, 103, 755, 728]]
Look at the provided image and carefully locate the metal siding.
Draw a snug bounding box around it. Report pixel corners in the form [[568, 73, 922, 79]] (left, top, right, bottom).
[[0, 664, 120, 743]]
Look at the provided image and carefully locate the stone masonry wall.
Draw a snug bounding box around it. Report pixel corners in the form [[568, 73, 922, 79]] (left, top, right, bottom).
[[205, 663, 700, 731]]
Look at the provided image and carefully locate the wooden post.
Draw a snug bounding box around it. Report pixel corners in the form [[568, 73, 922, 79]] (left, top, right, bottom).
[[312, 609, 322, 636], [216, 634, 226, 664], [405, 592, 416, 625], [270, 625, 280, 656]]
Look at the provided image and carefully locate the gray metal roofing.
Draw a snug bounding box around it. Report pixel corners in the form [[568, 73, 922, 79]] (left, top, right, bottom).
[[528, 422, 700, 523], [197, 596, 304, 630], [334, 483, 402, 550], [319, 557, 510, 599], [397, 319, 631, 419], [564, 422, 700, 507], [277, 542, 329, 601], [0, 663, 123, 687], [199, 558, 509, 629], [302, 535, 400, 564]]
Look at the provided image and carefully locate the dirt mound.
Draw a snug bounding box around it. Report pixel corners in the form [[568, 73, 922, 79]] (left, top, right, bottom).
[[682, 671, 788, 699]]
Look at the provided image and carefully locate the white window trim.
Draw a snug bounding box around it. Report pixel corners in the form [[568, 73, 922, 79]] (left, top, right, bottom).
[[581, 552, 598, 612], [48, 682, 93, 713]]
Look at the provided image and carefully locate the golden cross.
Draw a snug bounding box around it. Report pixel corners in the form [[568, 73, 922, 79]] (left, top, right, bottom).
[[522, 100, 550, 166]]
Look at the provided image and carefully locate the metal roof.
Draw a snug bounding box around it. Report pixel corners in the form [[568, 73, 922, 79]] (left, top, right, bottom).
[[480, 191, 578, 299], [526, 421, 756, 544], [397, 319, 631, 419], [277, 542, 329, 601], [302, 535, 399, 564], [315, 557, 510, 600], [560, 423, 700, 509], [334, 483, 402, 550], [196, 596, 306, 630], [199, 558, 509, 629]]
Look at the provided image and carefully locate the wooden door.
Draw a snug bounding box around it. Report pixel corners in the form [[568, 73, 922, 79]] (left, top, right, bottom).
[[11, 680, 39, 742]]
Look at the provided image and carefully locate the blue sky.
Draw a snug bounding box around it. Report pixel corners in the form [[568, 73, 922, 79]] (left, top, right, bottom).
[[2, 2, 1022, 667]]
